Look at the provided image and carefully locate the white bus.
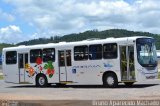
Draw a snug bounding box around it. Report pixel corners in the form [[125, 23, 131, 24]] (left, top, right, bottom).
[[2, 36, 158, 87]]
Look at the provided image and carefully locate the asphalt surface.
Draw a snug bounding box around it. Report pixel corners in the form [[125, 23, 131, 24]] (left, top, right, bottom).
[[0, 79, 160, 101]]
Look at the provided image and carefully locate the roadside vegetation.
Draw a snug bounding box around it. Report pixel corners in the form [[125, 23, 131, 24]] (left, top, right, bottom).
[[0, 75, 3, 80], [158, 72, 160, 79], [16, 29, 160, 49]]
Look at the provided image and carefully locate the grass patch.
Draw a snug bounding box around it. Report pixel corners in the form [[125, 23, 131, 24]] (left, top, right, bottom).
[[0, 75, 3, 80]]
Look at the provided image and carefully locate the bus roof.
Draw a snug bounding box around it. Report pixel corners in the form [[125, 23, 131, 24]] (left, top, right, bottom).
[[2, 36, 152, 52]]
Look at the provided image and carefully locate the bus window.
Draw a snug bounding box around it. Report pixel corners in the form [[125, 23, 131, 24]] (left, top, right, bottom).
[[30, 49, 42, 63], [103, 43, 117, 59], [89, 44, 102, 60], [6, 51, 17, 64], [59, 51, 65, 66], [25, 53, 28, 64], [19, 54, 23, 68], [43, 48, 55, 62], [66, 50, 71, 66], [74, 46, 88, 61]]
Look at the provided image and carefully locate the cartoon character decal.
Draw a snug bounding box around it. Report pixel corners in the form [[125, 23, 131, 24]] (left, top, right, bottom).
[[44, 61, 55, 78], [25, 63, 36, 77], [25, 57, 55, 78], [35, 57, 43, 73]]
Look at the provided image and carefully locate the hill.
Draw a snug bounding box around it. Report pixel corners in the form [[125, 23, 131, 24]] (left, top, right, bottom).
[[0, 29, 160, 54], [16, 29, 160, 49], [0, 43, 14, 54]]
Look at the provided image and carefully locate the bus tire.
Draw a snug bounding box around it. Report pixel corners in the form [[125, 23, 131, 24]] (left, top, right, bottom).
[[124, 82, 134, 87], [103, 73, 118, 88], [36, 74, 48, 87]]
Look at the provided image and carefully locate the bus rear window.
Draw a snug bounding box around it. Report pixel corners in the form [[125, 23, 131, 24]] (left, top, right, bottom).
[[6, 51, 17, 64]]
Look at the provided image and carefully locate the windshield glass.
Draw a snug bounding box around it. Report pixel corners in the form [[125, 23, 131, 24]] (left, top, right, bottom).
[[136, 38, 157, 67]]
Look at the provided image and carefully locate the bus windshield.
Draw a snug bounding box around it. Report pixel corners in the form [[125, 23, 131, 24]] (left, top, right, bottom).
[[136, 38, 157, 67]]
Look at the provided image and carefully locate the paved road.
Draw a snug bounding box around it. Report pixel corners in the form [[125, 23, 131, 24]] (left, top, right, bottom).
[[0, 79, 160, 101]]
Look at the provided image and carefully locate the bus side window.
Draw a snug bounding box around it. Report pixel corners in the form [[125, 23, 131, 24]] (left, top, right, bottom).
[[89, 44, 102, 60], [59, 51, 65, 66], [103, 43, 117, 59], [6, 51, 17, 64], [43, 48, 55, 62], [74, 46, 88, 61], [19, 54, 23, 68], [30, 49, 42, 63], [66, 50, 71, 66]]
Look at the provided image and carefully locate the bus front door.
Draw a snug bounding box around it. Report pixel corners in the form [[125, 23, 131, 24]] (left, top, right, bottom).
[[58, 50, 72, 82], [120, 46, 135, 81], [18, 53, 28, 83]]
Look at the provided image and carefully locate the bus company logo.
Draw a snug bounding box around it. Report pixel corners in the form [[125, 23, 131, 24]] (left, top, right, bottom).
[[104, 63, 113, 68], [72, 65, 101, 74], [72, 65, 101, 69]]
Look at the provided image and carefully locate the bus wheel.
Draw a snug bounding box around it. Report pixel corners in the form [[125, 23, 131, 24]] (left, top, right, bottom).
[[103, 73, 118, 88], [36, 74, 48, 87], [124, 82, 134, 87]]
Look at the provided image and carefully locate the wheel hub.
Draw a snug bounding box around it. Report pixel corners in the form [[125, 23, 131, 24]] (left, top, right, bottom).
[[107, 76, 114, 85], [39, 77, 45, 85]]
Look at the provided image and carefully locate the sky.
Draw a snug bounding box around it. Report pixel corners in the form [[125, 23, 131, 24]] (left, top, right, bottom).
[[0, 0, 160, 43]]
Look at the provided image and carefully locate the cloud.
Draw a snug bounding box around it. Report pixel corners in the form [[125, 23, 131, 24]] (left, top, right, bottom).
[[3, 0, 160, 39], [0, 25, 24, 43], [3, 0, 134, 32], [0, 9, 15, 22]]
